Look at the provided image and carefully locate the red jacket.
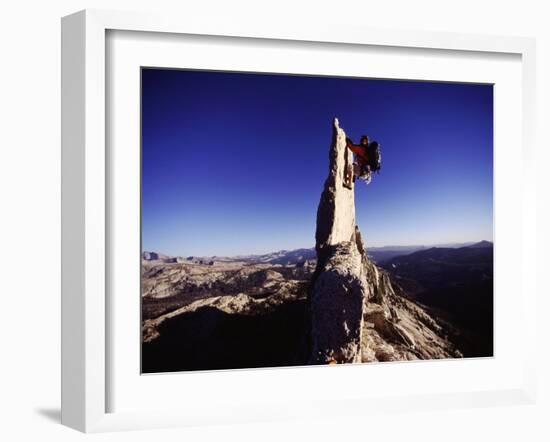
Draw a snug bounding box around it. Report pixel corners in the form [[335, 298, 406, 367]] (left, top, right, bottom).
[[346, 139, 369, 165]]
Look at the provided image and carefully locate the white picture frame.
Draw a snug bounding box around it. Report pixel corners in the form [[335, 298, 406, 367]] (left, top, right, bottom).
[[61, 9, 538, 433]]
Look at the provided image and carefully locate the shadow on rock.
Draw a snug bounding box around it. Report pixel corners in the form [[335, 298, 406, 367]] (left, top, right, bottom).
[[142, 299, 308, 373]]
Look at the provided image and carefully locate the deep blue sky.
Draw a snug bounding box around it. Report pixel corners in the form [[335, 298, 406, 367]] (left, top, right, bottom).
[[142, 69, 493, 256]]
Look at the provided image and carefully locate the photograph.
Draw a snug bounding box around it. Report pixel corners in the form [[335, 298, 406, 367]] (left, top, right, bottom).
[[140, 68, 494, 373]]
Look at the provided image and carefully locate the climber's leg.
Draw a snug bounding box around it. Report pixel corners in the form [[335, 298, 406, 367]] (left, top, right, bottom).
[[359, 170, 372, 185], [353, 162, 361, 177]]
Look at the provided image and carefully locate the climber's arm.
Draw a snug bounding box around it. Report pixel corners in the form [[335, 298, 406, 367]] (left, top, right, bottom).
[[346, 138, 367, 158]]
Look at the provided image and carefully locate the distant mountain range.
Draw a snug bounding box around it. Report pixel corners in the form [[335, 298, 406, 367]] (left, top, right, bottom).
[[142, 248, 317, 265], [381, 242, 493, 291], [143, 241, 492, 266], [366, 241, 492, 264]]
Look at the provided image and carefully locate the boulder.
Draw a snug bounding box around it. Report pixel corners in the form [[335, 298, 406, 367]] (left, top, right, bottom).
[[142, 251, 159, 261]]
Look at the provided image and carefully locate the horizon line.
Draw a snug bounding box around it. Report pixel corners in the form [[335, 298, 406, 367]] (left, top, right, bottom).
[[143, 239, 493, 259]]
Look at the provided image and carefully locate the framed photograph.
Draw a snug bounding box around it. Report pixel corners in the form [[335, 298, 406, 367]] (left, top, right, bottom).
[[61, 9, 537, 432]]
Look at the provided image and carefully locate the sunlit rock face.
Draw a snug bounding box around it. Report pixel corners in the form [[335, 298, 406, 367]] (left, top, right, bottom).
[[315, 118, 356, 264]]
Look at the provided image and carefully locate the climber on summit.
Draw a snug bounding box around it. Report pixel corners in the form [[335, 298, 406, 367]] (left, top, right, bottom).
[[345, 135, 381, 185]]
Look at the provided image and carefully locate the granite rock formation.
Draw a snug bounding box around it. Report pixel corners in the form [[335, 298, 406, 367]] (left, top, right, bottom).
[[309, 118, 460, 364], [310, 118, 369, 363]]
